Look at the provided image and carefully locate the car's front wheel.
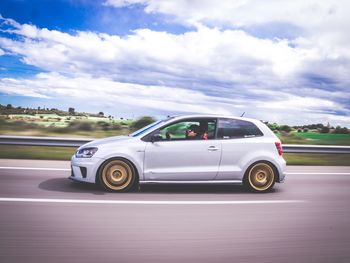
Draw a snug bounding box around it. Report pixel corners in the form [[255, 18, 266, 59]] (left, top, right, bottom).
[[244, 162, 276, 192], [99, 158, 137, 192]]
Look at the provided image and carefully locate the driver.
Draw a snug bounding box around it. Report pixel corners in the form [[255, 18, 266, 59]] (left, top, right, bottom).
[[186, 124, 203, 139]]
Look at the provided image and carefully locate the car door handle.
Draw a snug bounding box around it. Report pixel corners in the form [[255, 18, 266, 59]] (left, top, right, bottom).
[[208, 146, 219, 151]]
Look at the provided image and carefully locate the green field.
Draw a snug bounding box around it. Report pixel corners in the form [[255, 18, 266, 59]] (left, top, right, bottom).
[[4, 114, 133, 128], [293, 132, 350, 145], [0, 116, 132, 138]]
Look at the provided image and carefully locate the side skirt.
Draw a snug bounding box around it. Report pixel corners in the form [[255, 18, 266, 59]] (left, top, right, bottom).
[[139, 180, 243, 185]]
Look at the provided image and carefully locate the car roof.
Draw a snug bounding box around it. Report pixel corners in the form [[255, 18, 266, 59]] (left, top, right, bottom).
[[169, 114, 260, 123]]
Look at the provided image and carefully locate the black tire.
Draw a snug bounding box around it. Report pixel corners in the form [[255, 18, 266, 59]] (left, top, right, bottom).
[[98, 158, 138, 192], [244, 161, 276, 193]]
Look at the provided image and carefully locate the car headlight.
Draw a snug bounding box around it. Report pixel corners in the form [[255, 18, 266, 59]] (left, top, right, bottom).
[[75, 147, 98, 158]]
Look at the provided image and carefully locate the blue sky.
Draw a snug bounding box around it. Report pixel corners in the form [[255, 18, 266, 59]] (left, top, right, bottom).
[[0, 0, 349, 126]]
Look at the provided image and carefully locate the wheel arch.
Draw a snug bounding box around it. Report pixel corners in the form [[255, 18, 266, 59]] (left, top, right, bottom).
[[95, 156, 140, 185], [243, 159, 280, 183]]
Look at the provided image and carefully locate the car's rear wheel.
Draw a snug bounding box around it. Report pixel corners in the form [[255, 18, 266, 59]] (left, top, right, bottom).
[[99, 159, 137, 192], [244, 162, 276, 192]]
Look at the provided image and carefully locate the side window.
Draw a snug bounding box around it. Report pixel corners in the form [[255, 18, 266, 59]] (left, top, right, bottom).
[[160, 121, 199, 140], [217, 119, 263, 139], [159, 119, 216, 141]]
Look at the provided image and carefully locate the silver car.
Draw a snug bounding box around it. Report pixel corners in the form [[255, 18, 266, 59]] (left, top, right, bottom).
[[70, 115, 286, 192]]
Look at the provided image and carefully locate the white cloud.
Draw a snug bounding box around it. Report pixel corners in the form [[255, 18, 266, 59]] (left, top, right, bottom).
[[1, 72, 349, 126], [0, 20, 314, 83], [0, 12, 349, 126], [105, 0, 350, 67], [0, 72, 233, 115], [104, 0, 147, 8], [104, 0, 350, 30]]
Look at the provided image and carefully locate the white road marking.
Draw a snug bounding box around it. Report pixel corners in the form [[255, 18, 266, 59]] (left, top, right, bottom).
[[0, 197, 306, 205], [1, 167, 350, 175], [0, 167, 70, 171], [286, 172, 350, 175]]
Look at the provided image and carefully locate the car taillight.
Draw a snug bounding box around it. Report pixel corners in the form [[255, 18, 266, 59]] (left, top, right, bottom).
[[275, 142, 283, 156]]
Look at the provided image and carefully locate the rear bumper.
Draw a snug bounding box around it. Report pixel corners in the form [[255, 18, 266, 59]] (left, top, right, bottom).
[[278, 174, 286, 183], [276, 157, 287, 183]]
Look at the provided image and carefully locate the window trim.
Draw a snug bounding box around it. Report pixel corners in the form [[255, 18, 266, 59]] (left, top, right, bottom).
[[141, 117, 264, 142], [141, 117, 218, 142]]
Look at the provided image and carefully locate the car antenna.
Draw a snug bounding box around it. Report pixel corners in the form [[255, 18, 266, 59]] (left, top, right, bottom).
[[240, 112, 245, 117]]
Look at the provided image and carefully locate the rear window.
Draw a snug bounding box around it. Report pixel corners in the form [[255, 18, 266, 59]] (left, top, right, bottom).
[[217, 118, 263, 139]]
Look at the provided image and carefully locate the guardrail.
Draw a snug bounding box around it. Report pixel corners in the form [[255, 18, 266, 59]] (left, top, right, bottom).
[[0, 135, 91, 147], [0, 135, 350, 154], [283, 144, 350, 154]]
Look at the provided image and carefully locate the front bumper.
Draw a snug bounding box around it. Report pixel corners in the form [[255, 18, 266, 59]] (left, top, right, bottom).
[[69, 155, 105, 183]]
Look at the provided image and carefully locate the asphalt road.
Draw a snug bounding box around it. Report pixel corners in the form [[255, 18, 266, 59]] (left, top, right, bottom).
[[0, 159, 350, 263]]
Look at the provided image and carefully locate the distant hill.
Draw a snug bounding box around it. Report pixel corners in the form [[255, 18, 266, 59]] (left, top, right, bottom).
[[0, 104, 105, 117]]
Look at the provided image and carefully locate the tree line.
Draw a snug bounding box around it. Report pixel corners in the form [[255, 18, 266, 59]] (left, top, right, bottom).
[[267, 122, 349, 134]]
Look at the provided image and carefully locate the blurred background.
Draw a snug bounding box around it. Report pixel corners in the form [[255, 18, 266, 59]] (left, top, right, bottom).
[[0, 103, 349, 165]]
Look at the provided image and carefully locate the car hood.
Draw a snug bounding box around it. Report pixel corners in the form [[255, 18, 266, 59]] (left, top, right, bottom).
[[78, 135, 134, 149]]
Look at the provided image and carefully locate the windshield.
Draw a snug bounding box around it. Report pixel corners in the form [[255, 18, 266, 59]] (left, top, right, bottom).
[[129, 117, 174, 137]]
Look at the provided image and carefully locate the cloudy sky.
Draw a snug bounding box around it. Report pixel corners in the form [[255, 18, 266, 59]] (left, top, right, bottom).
[[0, 0, 349, 126]]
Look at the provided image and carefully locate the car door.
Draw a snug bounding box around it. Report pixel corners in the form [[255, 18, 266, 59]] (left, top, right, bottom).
[[143, 118, 221, 181]]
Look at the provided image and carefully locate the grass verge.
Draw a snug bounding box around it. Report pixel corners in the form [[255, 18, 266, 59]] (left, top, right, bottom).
[[0, 145, 76, 160], [0, 145, 349, 166], [283, 153, 350, 166]]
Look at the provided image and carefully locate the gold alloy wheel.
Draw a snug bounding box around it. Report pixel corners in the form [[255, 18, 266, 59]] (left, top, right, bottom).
[[101, 160, 135, 191], [248, 163, 275, 192]]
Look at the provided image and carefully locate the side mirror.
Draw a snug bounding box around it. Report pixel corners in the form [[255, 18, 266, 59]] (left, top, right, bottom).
[[151, 133, 163, 143]]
